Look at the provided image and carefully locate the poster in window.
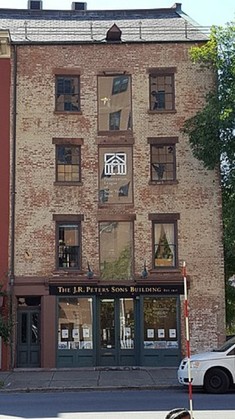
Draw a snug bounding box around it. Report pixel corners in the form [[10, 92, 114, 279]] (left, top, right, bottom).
[[169, 328, 176, 339], [147, 329, 154, 338], [124, 327, 131, 337], [62, 329, 69, 339], [83, 328, 90, 338], [72, 328, 79, 339], [158, 328, 165, 338]]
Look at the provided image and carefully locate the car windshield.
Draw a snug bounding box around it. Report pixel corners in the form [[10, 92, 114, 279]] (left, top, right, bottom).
[[213, 336, 235, 352]]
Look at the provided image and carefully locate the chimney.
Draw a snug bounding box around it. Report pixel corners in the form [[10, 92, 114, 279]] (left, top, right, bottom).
[[71, 2, 87, 10], [27, 0, 43, 10], [172, 3, 182, 12]]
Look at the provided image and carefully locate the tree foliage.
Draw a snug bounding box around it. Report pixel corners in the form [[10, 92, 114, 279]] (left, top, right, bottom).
[[0, 285, 12, 344], [182, 23, 235, 329]]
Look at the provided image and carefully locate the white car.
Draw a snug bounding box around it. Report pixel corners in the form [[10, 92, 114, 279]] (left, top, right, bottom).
[[178, 336, 235, 393]]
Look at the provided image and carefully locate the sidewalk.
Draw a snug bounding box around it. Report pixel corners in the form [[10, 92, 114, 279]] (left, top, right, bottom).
[[0, 367, 179, 392]]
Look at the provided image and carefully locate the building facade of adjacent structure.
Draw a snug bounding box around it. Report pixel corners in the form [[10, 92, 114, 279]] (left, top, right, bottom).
[[0, 1, 225, 369], [0, 30, 11, 370]]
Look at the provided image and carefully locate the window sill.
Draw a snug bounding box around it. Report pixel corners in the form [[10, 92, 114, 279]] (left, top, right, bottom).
[[52, 269, 83, 275], [149, 180, 178, 185], [97, 136, 134, 145], [98, 203, 134, 208], [149, 267, 181, 273], [147, 110, 177, 115], [54, 111, 82, 115], [98, 130, 133, 137], [54, 181, 83, 186]]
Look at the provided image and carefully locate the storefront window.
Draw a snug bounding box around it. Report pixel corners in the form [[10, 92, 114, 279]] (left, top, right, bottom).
[[143, 297, 178, 349], [99, 221, 133, 280], [58, 297, 93, 350]]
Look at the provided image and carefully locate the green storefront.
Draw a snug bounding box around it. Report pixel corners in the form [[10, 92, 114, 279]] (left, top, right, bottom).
[[50, 284, 183, 368]]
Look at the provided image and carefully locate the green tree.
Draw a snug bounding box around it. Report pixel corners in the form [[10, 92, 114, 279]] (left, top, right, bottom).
[[182, 22, 235, 330], [0, 285, 12, 344]]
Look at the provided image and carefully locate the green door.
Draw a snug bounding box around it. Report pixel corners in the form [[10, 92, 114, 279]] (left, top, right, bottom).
[[98, 297, 136, 366], [17, 309, 40, 367]]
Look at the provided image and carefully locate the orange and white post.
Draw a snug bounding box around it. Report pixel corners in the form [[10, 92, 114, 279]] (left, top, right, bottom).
[[182, 261, 194, 419]]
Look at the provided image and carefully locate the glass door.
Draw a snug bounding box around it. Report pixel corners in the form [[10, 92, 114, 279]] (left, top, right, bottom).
[[99, 299, 116, 365], [119, 297, 136, 366], [98, 298, 136, 366]]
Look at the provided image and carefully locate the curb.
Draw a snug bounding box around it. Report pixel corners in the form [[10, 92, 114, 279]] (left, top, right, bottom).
[[0, 384, 182, 393]]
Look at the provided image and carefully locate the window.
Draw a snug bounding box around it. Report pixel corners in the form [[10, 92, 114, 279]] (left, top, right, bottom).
[[143, 297, 178, 349], [149, 213, 180, 268], [109, 110, 121, 130], [153, 222, 176, 268], [148, 137, 178, 182], [151, 144, 176, 181], [98, 75, 132, 132], [55, 75, 80, 112], [99, 221, 133, 280], [149, 70, 175, 111], [57, 223, 81, 269], [56, 145, 81, 182], [112, 76, 129, 95], [58, 297, 93, 350]]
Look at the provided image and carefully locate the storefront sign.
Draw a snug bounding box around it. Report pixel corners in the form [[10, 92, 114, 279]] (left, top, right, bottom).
[[49, 284, 183, 296]]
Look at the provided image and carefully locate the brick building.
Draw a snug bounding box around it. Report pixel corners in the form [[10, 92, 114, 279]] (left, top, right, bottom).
[[0, 1, 225, 369], [0, 30, 11, 370]]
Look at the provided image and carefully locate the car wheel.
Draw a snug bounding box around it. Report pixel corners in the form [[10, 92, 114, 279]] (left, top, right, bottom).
[[204, 368, 230, 394]]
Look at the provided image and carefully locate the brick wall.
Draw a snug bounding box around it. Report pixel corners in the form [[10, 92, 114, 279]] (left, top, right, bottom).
[[13, 42, 225, 352]]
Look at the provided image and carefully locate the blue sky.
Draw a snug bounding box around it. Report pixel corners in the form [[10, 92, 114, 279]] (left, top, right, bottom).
[[1, 0, 235, 26]]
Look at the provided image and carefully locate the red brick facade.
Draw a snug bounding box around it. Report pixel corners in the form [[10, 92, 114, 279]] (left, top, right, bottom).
[[1, 5, 225, 369]]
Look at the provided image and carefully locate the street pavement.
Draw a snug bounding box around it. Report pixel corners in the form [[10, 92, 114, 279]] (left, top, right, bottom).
[[1, 369, 235, 418], [0, 367, 179, 392]]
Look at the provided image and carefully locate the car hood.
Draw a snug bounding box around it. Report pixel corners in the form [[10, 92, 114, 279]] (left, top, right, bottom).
[[189, 351, 226, 362]]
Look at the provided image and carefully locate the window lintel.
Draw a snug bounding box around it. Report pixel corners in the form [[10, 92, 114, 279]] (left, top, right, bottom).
[[97, 70, 128, 76], [53, 214, 84, 222], [149, 213, 180, 221], [148, 137, 178, 145], [54, 68, 81, 75], [147, 67, 177, 75], [97, 214, 136, 222], [53, 138, 84, 145]]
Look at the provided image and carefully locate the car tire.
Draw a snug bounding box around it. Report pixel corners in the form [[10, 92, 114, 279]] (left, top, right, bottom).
[[204, 368, 230, 394]]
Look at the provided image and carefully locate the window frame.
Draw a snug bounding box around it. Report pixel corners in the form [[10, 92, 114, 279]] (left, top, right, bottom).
[[55, 144, 81, 183], [55, 74, 80, 113], [112, 75, 129, 95], [53, 138, 83, 185], [148, 68, 176, 113], [148, 137, 178, 183], [53, 215, 83, 271], [98, 215, 135, 280], [149, 213, 180, 270], [109, 109, 122, 131]]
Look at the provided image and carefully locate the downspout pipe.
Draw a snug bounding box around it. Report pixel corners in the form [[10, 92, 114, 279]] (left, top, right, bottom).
[[9, 44, 17, 369]]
